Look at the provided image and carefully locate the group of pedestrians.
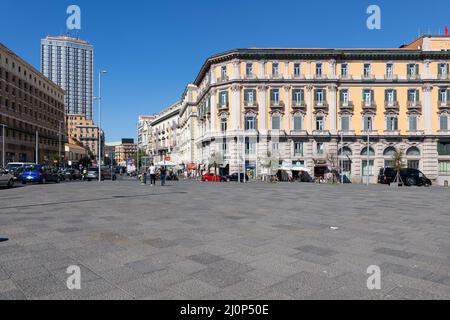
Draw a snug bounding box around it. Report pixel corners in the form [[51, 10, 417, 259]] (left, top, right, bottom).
[[142, 163, 167, 186]]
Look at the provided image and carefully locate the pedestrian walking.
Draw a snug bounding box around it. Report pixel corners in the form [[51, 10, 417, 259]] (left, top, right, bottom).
[[149, 163, 157, 186], [160, 166, 167, 186]]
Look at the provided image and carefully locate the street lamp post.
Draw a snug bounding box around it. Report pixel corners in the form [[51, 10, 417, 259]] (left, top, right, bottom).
[[0, 124, 6, 168], [58, 121, 63, 168], [367, 132, 370, 186], [98, 70, 108, 182], [340, 130, 344, 185], [35, 130, 39, 164]]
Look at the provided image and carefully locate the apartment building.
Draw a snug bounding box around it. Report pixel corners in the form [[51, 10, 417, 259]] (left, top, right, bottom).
[[66, 113, 104, 161], [0, 43, 66, 165]]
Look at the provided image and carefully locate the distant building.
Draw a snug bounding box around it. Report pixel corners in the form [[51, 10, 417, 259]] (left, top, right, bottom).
[[138, 115, 157, 155], [107, 139, 137, 166], [41, 36, 94, 119], [0, 42, 66, 164], [66, 114, 104, 162]]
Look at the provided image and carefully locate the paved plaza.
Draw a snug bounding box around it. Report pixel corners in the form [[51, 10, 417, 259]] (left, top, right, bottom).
[[0, 179, 449, 300]]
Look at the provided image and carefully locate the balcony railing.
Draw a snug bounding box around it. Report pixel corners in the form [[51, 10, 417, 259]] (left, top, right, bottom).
[[361, 101, 377, 110], [384, 100, 400, 109], [244, 73, 257, 80], [291, 73, 305, 79], [291, 100, 307, 111], [271, 73, 284, 80], [244, 101, 259, 110], [314, 101, 329, 109], [290, 130, 308, 136], [216, 75, 229, 83], [217, 103, 229, 111], [438, 101, 450, 109], [270, 100, 285, 110], [314, 74, 327, 80], [384, 74, 398, 80], [407, 101, 422, 109], [407, 74, 421, 81], [340, 74, 354, 80], [362, 74, 376, 81], [437, 73, 450, 80], [339, 101, 354, 111]]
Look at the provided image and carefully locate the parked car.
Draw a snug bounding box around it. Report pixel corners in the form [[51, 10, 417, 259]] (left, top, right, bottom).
[[63, 168, 82, 181], [5, 162, 34, 181], [201, 173, 226, 182], [0, 167, 15, 188], [378, 167, 432, 187], [20, 165, 61, 184], [85, 167, 117, 181], [225, 173, 249, 182]]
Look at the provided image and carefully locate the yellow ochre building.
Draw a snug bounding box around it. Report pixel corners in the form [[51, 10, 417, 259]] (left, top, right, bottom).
[[154, 35, 450, 185]]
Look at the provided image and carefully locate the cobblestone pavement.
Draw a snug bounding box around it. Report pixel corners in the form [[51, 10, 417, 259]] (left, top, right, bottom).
[[0, 179, 449, 300]]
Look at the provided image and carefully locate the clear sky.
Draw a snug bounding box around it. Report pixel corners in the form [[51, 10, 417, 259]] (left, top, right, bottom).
[[1, 0, 449, 142]]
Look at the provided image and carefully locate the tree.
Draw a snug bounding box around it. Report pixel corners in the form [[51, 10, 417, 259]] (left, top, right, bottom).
[[392, 150, 405, 186], [208, 151, 223, 175]]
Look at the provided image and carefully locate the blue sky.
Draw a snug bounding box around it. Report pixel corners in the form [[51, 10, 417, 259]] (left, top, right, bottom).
[[1, 0, 449, 142]]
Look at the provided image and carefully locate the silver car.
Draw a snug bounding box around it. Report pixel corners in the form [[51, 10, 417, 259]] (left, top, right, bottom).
[[0, 168, 15, 188]]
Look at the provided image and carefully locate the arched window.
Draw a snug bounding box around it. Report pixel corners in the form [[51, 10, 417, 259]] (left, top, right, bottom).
[[338, 147, 353, 156], [383, 147, 397, 157], [406, 147, 420, 156], [361, 147, 375, 156]]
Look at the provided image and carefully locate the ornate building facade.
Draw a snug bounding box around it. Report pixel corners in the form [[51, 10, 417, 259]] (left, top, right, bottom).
[[147, 35, 450, 185]]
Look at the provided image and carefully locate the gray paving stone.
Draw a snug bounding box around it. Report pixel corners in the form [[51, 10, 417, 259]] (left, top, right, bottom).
[[187, 253, 224, 265], [374, 248, 415, 259]]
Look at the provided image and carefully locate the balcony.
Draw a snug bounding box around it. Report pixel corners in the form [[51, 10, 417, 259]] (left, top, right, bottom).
[[438, 130, 450, 136], [291, 73, 305, 80], [216, 75, 229, 83], [268, 130, 286, 137], [362, 74, 376, 81], [384, 74, 398, 81], [339, 101, 354, 112], [384, 100, 400, 110], [244, 73, 257, 80], [312, 130, 331, 136], [407, 101, 422, 110], [314, 74, 327, 80], [407, 130, 425, 136], [290, 130, 308, 137], [291, 100, 307, 112], [314, 101, 329, 110], [383, 130, 401, 136], [407, 74, 421, 81], [244, 101, 259, 111], [270, 100, 285, 111], [437, 73, 450, 80], [361, 101, 377, 111], [271, 73, 284, 80], [339, 74, 354, 80], [438, 101, 450, 110], [217, 103, 229, 112], [337, 130, 356, 136]]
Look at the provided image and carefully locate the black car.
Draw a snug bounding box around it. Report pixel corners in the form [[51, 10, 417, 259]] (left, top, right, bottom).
[[378, 167, 432, 187], [63, 168, 82, 181], [225, 173, 249, 182]]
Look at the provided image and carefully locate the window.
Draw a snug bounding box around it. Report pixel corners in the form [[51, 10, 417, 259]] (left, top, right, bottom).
[[317, 142, 324, 155], [363, 115, 373, 131], [438, 142, 450, 155], [408, 64, 419, 78], [407, 147, 420, 156], [245, 141, 256, 155], [363, 89, 373, 106], [244, 115, 256, 130], [219, 91, 228, 107], [409, 115, 418, 132], [294, 63, 301, 77], [438, 63, 448, 77], [386, 63, 394, 78], [440, 115, 448, 131], [316, 116, 324, 131], [315, 63, 323, 77], [385, 89, 396, 106], [315, 89, 325, 105], [439, 161, 450, 175], [270, 89, 280, 104], [220, 118, 227, 132], [272, 115, 281, 130], [408, 89, 419, 104], [439, 88, 448, 104], [361, 147, 375, 156], [272, 63, 279, 76], [220, 66, 227, 80], [340, 89, 349, 106], [341, 115, 350, 131], [408, 160, 420, 170], [244, 89, 256, 105], [362, 160, 375, 176], [294, 142, 303, 156], [386, 115, 398, 131], [272, 142, 279, 153], [293, 89, 304, 103], [246, 63, 253, 76], [363, 64, 371, 78], [293, 115, 302, 130], [341, 64, 348, 77]]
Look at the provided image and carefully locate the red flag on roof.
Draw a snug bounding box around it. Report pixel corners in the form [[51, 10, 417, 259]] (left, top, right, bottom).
[[445, 26, 449, 36]]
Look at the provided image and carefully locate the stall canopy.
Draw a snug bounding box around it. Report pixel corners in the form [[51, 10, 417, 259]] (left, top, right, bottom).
[[156, 160, 177, 167]]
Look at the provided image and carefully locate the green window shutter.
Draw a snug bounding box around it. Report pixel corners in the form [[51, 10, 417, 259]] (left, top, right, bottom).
[[244, 90, 249, 102], [415, 64, 419, 74], [384, 90, 388, 102], [371, 90, 375, 102], [416, 90, 420, 101], [323, 89, 327, 101], [394, 89, 397, 101], [339, 90, 344, 102], [301, 89, 304, 101], [438, 64, 442, 76]]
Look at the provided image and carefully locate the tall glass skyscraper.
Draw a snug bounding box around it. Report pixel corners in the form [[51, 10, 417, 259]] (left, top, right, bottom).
[[41, 36, 94, 119]]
